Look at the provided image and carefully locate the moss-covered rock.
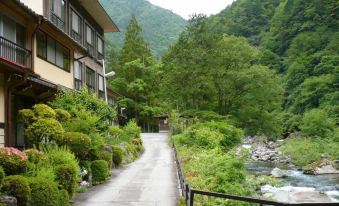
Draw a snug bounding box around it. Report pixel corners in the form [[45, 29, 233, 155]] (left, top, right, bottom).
[[303, 159, 339, 175]]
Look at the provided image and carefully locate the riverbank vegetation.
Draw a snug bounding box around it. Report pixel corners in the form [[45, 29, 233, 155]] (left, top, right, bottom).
[[0, 89, 143, 205]]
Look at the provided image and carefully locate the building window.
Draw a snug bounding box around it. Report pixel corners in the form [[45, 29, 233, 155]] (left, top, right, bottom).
[[74, 61, 82, 90], [71, 10, 82, 43], [50, 0, 66, 31], [98, 75, 105, 99], [86, 67, 95, 92], [108, 96, 115, 107], [85, 24, 94, 56], [37, 30, 70, 71], [97, 36, 104, 60]]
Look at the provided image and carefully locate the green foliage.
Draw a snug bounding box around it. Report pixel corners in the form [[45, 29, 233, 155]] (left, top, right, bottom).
[[50, 88, 117, 133], [282, 138, 339, 167], [100, 0, 186, 58], [0, 147, 28, 175], [55, 109, 71, 122], [28, 177, 61, 206], [0, 166, 4, 186], [43, 145, 81, 194], [193, 122, 244, 151], [107, 126, 124, 144], [24, 149, 47, 165], [300, 109, 335, 138], [54, 164, 78, 197], [91, 160, 109, 184], [1, 175, 31, 206], [32, 104, 56, 119], [26, 118, 64, 145], [123, 120, 142, 139], [62, 132, 92, 160], [112, 145, 123, 167]]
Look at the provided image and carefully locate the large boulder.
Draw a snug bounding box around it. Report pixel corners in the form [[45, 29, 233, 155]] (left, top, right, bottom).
[[0, 196, 17, 206], [303, 159, 339, 175], [271, 167, 288, 178]]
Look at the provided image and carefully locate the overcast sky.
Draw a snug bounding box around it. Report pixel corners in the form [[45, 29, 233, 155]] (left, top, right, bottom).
[[147, 0, 235, 19]]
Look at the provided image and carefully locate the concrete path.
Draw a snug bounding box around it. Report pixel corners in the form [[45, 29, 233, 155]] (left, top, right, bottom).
[[73, 132, 179, 206]]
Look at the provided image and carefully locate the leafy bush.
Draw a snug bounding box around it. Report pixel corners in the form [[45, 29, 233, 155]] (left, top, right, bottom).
[[29, 177, 60, 206], [123, 120, 141, 139], [1, 175, 31, 206], [18, 109, 35, 125], [187, 127, 224, 149], [55, 109, 71, 122], [62, 132, 91, 160], [300, 109, 335, 138], [44, 145, 80, 192], [91, 160, 109, 184], [54, 164, 78, 197], [58, 189, 70, 206], [32, 104, 56, 119], [26, 118, 64, 145], [24, 149, 47, 164], [0, 147, 28, 175], [0, 166, 4, 186], [112, 145, 123, 166], [108, 126, 123, 138], [98, 150, 113, 168]]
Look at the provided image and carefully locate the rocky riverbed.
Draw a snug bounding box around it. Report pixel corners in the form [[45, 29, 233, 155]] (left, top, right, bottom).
[[242, 137, 339, 203]]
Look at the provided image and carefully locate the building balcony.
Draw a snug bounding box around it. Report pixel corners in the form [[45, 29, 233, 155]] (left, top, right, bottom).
[[0, 36, 31, 69], [50, 11, 65, 31]]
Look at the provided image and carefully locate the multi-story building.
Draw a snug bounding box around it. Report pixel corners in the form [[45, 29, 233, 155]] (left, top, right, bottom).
[[0, 0, 119, 148]]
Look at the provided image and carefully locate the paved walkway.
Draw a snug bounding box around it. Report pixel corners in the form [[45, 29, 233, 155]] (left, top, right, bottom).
[[73, 132, 179, 206]]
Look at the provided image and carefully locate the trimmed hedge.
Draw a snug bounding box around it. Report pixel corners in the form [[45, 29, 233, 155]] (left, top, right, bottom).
[[1, 175, 31, 206], [62, 132, 92, 160], [54, 164, 78, 197], [29, 178, 60, 206], [112, 146, 123, 167], [91, 160, 109, 184]]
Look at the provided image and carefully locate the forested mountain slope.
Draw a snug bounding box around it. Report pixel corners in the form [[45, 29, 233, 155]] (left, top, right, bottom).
[[208, 0, 339, 134], [100, 0, 187, 57], [161, 0, 338, 138]]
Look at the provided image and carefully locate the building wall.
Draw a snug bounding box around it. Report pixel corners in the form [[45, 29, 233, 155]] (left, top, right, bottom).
[[19, 0, 44, 15], [0, 74, 5, 147]]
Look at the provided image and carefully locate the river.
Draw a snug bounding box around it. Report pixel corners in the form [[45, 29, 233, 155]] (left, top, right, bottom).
[[246, 161, 339, 203]]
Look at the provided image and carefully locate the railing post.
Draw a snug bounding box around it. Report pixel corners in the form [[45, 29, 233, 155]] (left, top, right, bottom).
[[189, 189, 194, 206]]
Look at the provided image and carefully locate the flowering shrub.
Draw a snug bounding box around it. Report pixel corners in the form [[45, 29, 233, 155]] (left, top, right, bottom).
[[24, 149, 47, 164], [0, 147, 28, 175]]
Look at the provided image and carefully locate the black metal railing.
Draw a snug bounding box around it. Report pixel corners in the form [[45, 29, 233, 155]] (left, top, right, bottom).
[[0, 36, 31, 69], [85, 42, 94, 57], [173, 144, 338, 206], [71, 30, 82, 43], [50, 11, 65, 31]]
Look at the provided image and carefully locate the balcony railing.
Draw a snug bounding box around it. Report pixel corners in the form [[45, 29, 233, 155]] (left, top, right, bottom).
[[85, 42, 94, 57], [0, 36, 31, 69], [50, 11, 65, 31], [71, 30, 82, 43]]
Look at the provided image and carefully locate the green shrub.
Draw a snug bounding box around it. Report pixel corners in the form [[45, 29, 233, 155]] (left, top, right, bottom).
[[29, 177, 60, 206], [54, 164, 78, 197], [1, 175, 31, 206], [18, 109, 35, 125], [58, 189, 70, 206], [32, 104, 56, 119], [0, 147, 28, 175], [24, 149, 47, 164], [191, 122, 243, 151], [62, 132, 91, 160], [187, 127, 224, 149], [0, 166, 4, 186], [41, 146, 80, 197], [91, 160, 109, 184], [301, 109, 335, 138], [282, 138, 322, 167], [98, 150, 113, 168], [108, 126, 123, 138], [55, 109, 71, 122], [123, 120, 141, 139], [112, 145, 123, 166], [26, 118, 64, 145]]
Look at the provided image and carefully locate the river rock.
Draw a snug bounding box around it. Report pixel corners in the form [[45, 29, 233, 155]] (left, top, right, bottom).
[[261, 185, 334, 203], [0, 196, 17, 206], [303, 159, 339, 175], [271, 167, 288, 178]]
